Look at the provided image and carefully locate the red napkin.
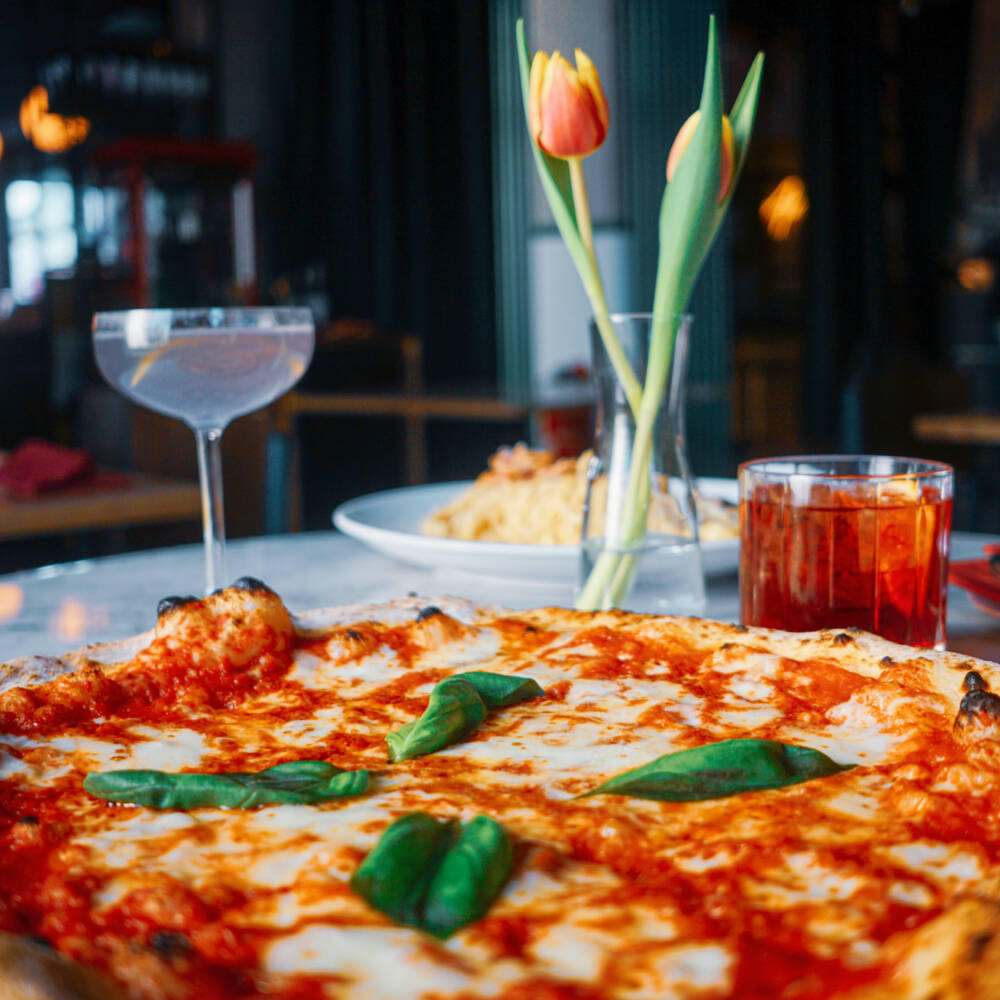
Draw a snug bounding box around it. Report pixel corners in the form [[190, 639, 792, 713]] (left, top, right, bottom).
[[0, 438, 95, 498], [949, 544, 1000, 613]]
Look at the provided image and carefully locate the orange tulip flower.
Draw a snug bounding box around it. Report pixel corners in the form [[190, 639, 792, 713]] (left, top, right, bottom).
[[528, 48, 609, 159], [665, 111, 735, 202]]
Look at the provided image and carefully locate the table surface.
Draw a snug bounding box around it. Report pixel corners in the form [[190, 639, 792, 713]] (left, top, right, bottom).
[[2, 530, 1000, 663], [0, 470, 201, 540]]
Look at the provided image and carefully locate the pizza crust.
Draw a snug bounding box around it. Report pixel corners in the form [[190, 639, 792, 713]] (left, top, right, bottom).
[[841, 897, 1000, 1000], [0, 933, 126, 1000]]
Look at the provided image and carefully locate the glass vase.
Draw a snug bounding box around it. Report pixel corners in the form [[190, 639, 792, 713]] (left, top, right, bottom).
[[576, 313, 706, 614]]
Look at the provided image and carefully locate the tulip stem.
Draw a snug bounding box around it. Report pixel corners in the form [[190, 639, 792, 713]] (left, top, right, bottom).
[[567, 157, 642, 416], [568, 158, 594, 262]]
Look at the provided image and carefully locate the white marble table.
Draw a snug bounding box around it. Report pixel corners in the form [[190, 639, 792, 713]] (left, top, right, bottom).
[[1, 531, 999, 663]]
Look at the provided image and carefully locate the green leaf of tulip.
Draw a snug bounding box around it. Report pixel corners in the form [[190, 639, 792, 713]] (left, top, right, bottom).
[[351, 812, 513, 938], [84, 760, 370, 810], [515, 19, 642, 411], [580, 738, 852, 802], [515, 21, 580, 250], [386, 671, 544, 762]]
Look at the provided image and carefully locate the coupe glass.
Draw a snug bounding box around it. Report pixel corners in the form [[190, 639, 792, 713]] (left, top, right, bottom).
[[93, 307, 315, 593]]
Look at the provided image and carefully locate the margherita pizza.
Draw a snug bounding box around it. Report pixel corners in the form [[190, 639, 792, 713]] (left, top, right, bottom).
[[1, 578, 1000, 999]]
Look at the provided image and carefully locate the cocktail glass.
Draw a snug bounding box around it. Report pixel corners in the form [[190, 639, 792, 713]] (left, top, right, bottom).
[[93, 307, 315, 593], [739, 455, 953, 649]]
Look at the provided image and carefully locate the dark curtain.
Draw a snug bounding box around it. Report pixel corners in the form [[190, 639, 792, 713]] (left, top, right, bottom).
[[273, 0, 496, 387]]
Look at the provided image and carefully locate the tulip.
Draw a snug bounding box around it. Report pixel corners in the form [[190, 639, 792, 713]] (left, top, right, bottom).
[[665, 111, 735, 202], [528, 48, 609, 159]]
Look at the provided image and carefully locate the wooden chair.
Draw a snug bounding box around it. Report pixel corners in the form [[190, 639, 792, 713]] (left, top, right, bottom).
[[265, 318, 428, 532]]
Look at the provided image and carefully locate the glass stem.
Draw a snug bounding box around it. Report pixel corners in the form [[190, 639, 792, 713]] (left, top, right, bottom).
[[194, 427, 226, 594]]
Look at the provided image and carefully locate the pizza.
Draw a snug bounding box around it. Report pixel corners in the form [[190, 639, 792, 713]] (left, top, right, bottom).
[[1, 578, 1000, 999], [420, 444, 739, 544]]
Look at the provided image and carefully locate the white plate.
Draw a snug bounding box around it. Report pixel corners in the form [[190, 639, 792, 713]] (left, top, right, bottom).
[[333, 479, 739, 582]]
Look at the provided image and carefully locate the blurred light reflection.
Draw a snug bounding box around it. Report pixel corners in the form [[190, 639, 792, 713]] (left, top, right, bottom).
[[0, 584, 24, 623], [759, 175, 808, 241], [49, 598, 109, 641]]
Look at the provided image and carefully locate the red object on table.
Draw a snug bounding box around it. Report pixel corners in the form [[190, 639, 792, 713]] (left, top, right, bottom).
[[949, 545, 1000, 614], [0, 438, 96, 498]]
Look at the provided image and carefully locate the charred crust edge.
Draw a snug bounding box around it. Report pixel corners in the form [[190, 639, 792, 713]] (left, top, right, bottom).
[[415, 605, 443, 622], [963, 670, 988, 693], [231, 576, 273, 595], [156, 595, 199, 618], [955, 688, 1000, 730]]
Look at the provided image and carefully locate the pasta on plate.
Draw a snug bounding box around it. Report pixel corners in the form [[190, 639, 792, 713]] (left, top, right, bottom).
[[421, 444, 739, 545]]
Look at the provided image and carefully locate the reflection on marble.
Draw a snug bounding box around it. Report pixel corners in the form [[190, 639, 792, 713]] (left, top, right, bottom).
[[0, 531, 997, 663]]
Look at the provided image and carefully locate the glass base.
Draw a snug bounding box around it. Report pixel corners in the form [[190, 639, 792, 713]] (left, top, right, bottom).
[[578, 534, 707, 616]]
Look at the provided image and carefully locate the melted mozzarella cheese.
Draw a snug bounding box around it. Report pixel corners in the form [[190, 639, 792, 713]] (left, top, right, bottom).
[[881, 841, 987, 886], [265, 925, 478, 994], [530, 922, 617, 981], [47, 727, 211, 771], [645, 943, 734, 995]]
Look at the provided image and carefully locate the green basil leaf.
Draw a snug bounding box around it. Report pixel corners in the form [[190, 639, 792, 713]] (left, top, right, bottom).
[[350, 813, 459, 927], [582, 738, 851, 802], [386, 679, 487, 762], [450, 671, 544, 709], [84, 760, 370, 810], [421, 814, 513, 938], [351, 812, 513, 938], [386, 672, 543, 762]]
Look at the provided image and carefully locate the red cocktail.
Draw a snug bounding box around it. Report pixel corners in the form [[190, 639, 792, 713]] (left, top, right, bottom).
[[739, 456, 953, 649]]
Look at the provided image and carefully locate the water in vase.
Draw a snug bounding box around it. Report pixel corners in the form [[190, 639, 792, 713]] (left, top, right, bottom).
[[580, 533, 705, 615]]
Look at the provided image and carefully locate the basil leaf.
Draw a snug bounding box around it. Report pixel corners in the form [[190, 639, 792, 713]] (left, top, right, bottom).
[[350, 813, 458, 926], [84, 760, 370, 809], [582, 738, 851, 802], [387, 679, 487, 762], [386, 672, 543, 763], [452, 671, 544, 709], [351, 812, 513, 938], [421, 814, 513, 938]]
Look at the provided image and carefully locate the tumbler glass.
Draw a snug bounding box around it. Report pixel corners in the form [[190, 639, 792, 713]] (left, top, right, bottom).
[[739, 455, 953, 649]]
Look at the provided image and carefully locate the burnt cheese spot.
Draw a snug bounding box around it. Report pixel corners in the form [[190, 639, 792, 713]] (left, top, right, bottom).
[[963, 670, 988, 693], [968, 930, 995, 962], [149, 930, 192, 957], [415, 606, 442, 622], [156, 595, 199, 618], [833, 633, 854, 646], [954, 688, 1000, 731], [16, 815, 39, 825]]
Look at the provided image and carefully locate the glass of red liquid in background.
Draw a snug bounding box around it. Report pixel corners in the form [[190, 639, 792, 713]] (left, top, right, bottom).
[[739, 456, 954, 649]]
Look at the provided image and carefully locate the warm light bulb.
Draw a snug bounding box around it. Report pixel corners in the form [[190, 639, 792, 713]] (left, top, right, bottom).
[[759, 175, 809, 241], [19, 86, 48, 139], [957, 257, 995, 292], [19, 85, 91, 153]]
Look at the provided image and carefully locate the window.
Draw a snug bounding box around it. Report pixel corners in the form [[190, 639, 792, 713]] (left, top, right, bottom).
[[5, 172, 77, 303]]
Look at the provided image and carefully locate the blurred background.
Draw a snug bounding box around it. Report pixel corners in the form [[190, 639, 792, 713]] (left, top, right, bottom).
[[0, 0, 997, 573]]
